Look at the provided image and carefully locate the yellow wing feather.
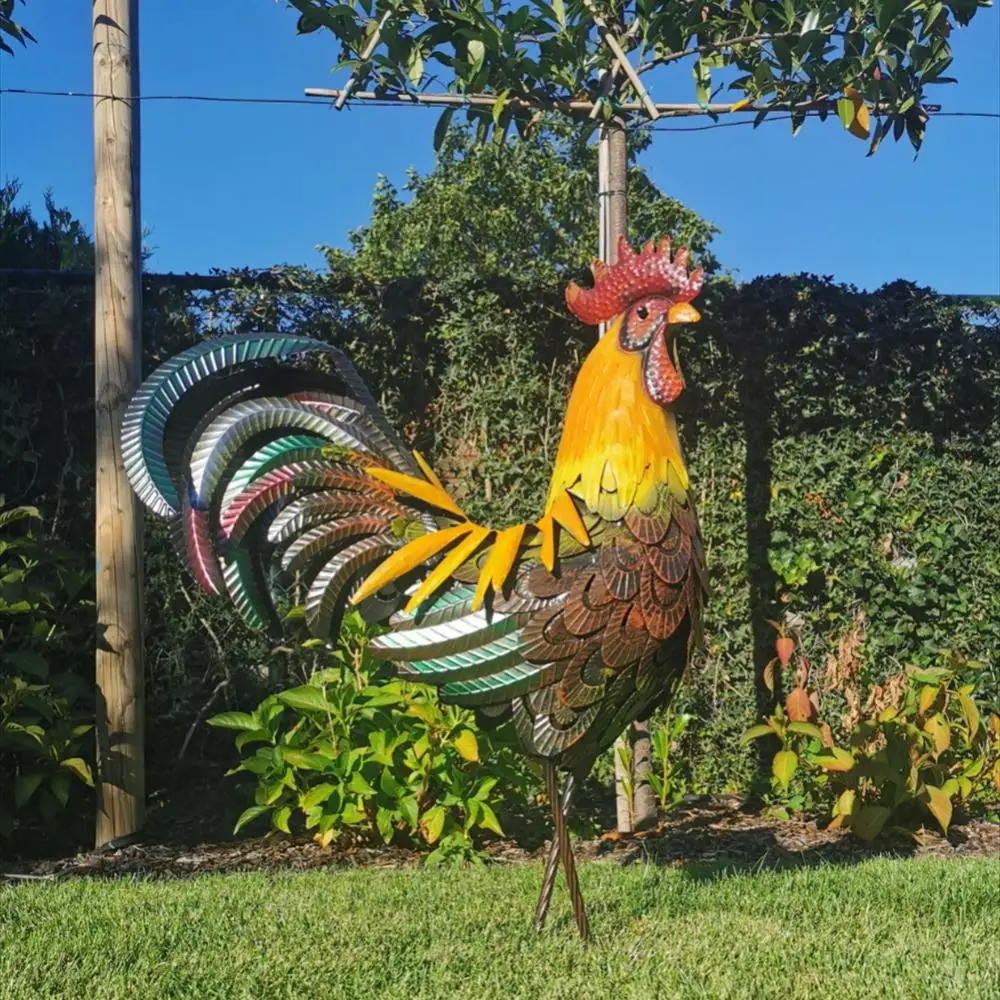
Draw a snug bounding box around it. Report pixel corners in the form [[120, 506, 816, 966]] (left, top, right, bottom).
[[404, 525, 491, 613], [365, 467, 467, 520], [351, 522, 473, 605]]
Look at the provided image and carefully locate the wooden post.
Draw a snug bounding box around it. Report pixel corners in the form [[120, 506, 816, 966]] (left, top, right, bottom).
[[601, 119, 658, 834], [93, 0, 144, 848]]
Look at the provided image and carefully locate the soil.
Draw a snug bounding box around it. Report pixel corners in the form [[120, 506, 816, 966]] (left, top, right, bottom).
[[3, 796, 996, 884]]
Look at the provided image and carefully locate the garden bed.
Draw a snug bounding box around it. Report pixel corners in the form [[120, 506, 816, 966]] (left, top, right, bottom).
[[4, 796, 996, 883]]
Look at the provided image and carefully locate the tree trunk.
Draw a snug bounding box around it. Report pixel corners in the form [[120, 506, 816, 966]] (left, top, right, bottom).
[[93, 0, 144, 848]]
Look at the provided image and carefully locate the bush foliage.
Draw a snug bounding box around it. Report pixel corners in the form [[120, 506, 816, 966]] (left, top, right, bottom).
[[208, 612, 534, 864]]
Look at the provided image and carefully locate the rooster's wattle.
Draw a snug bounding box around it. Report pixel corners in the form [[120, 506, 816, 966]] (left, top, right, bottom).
[[124, 236, 707, 937]]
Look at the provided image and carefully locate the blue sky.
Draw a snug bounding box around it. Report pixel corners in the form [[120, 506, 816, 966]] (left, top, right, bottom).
[[1, 1, 997, 293]]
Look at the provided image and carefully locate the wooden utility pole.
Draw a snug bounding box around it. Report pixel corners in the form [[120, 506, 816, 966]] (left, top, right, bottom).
[[93, 0, 144, 848], [601, 120, 657, 833]]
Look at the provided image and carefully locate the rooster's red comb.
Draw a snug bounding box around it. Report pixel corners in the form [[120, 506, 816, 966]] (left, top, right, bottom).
[[565, 235, 704, 326]]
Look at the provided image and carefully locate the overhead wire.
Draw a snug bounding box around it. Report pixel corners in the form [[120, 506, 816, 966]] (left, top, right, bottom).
[[1, 87, 998, 133]]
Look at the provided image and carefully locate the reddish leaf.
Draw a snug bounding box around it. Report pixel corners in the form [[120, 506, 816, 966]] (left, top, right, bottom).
[[775, 637, 795, 667], [785, 687, 813, 722]]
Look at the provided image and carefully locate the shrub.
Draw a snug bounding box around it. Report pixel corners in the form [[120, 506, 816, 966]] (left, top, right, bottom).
[[0, 502, 94, 843], [209, 611, 534, 864], [745, 629, 1000, 839]]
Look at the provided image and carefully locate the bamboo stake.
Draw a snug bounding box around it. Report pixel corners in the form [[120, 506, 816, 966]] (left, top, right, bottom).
[[93, 0, 144, 848], [303, 87, 851, 117], [582, 1, 659, 120], [336, 7, 395, 110]]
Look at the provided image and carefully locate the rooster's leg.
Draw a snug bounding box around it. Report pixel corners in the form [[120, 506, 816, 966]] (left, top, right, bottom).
[[541, 762, 589, 940], [534, 772, 576, 931]]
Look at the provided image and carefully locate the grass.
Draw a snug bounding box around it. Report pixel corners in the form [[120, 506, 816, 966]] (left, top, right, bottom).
[[1, 858, 998, 999]]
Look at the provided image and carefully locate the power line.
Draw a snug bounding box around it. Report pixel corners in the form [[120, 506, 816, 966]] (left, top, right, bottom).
[[0, 87, 425, 109], [1, 87, 998, 132]]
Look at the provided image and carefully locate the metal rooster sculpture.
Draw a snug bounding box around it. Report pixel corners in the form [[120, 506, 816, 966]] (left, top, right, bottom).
[[123, 235, 707, 939]]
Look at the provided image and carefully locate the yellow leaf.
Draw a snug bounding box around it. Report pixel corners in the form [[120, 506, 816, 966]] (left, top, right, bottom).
[[366, 466, 466, 519], [923, 713, 951, 757], [923, 783, 953, 835], [59, 757, 94, 786], [453, 729, 480, 763], [834, 788, 857, 820], [351, 523, 474, 606], [420, 804, 447, 844], [843, 86, 870, 140], [918, 684, 938, 716], [729, 96, 753, 112], [814, 747, 856, 772], [957, 691, 980, 738], [772, 749, 797, 791], [404, 525, 491, 613], [314, 828, 336, 849]]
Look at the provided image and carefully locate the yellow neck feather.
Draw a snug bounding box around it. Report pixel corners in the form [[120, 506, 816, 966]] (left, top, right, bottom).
[[545, 318, 689, 521]]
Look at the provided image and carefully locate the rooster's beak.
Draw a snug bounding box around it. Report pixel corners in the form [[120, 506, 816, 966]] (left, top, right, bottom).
[[668, 303, 700, 325]]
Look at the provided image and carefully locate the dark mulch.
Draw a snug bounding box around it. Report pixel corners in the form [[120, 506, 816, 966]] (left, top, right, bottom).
[[3, 796, 996, 884]]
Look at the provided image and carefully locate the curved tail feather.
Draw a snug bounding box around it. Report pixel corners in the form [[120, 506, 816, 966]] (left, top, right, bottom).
[[123, 333, 433, 638]]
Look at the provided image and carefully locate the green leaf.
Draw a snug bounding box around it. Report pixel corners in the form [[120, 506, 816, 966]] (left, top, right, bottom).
[[272, 805, 292, 834], [278, 685, 330, 713], [233, 804, 271, 834], [741, 724, 774, 743], [398, 795, 419, 830], [1, 650, 48, 677], [852, 805, 891, 841], [407, 47, 424, 87], [300, 783, 336, 810], [349, 771, 376, 796], [281, 749, 330, 770], [772, 749, 798, 790], [433, 108, 455, 150], [476, 800, 503, 836], [467, 39, 485, 74], [787, 722, 823, 739], [837, 97, 855, 130], [207, 711, 259, 731], [376, 806, 395, 844], [551, 0, 565, 29], [59, 757, 93, 786], [14, 772, 45, 809]]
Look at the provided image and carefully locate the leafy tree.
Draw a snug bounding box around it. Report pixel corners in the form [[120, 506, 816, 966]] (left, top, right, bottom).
[[290, 0, 988, 151], [0, 0, 33, 56]]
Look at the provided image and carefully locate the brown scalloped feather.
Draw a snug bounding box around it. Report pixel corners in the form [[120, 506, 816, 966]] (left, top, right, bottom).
[[559, 648, 607, 709], [599, 537, 645, 600]]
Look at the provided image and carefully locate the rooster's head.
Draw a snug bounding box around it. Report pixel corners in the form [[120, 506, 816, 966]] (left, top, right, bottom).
[[565, 235, 703, 406]]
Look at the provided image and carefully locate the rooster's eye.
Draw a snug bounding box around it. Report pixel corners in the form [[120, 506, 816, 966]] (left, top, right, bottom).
[[636, 306, 649, 320]]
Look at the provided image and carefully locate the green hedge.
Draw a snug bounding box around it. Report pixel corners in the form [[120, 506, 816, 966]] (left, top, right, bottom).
[[2, 151, 998, 805]]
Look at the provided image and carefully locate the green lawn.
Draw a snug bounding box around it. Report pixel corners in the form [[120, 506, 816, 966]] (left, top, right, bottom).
[[1, 858, 998, 999]]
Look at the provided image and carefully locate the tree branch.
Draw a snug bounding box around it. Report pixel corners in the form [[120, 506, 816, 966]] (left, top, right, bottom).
[[637, 31, 811, 75]]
